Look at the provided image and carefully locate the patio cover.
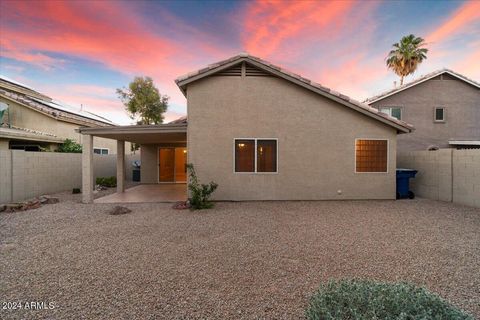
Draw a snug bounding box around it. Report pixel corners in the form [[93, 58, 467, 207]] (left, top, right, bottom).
[[78, 123, 187, 203]]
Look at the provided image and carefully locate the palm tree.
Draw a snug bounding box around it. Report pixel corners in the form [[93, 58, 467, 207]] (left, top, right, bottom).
[[386, 34, 428, 86]]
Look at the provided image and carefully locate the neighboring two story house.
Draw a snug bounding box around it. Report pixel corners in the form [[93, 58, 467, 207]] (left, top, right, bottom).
[[366, 69, 480, 153], [0, 76, 124, 154]]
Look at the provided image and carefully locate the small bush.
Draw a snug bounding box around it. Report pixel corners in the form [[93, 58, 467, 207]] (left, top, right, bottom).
[[57, 139, 82, 153], [187, 163, 218, 210], [306, 279, 473, 320], [72, 188, 81, 194], [96, 176, 117, 188]]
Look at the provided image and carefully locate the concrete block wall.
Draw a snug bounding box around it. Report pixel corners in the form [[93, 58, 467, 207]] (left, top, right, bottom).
[[0, 151, 12, 202], [453, 150, 480, 208], [0, 150, 140, 203], [398, 149, 480, 208]]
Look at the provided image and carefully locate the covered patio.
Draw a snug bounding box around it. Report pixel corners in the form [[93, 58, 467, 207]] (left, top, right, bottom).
[[78, 123, 187, 204], [94, 184, 187, 203]]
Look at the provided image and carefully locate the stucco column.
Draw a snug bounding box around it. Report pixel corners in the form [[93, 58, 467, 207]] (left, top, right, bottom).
[[82, 134, 94, 203], [117, 140, 125, 193]]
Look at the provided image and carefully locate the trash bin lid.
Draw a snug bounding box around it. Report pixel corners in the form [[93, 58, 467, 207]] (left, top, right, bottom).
[[132, 160, 141, 168]]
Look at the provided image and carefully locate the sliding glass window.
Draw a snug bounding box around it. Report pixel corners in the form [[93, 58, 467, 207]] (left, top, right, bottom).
[[257, 140, 277, 172], [234, 139, 277, 173], [235, 139, 255, 172]]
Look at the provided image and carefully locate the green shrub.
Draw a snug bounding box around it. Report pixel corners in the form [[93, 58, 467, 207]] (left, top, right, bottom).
[[57, 139, 82, 153], [306, 279, 473, 320], [96, 176, 117, 188], [187, 163, 218, 210]]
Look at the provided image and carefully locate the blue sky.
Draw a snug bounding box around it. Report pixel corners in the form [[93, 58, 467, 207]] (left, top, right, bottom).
[[0, 0, 478, 124]]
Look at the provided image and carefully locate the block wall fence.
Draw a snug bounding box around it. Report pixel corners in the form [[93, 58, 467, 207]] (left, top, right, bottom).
[[398, 149, 480, 208], [0, 150, 139, 203]]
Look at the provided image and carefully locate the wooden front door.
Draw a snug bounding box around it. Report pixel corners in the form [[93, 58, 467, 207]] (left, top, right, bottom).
[[158, 148, 175, 182]]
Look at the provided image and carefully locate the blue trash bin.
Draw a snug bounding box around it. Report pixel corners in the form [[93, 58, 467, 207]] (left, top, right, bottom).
[[396, 169, 418, 199]]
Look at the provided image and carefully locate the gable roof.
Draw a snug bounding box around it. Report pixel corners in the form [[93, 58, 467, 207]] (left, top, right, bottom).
[[0, 76, 115, 126], [365, 69, 480, 104], [175, 53, 413, 134], [168, 115, 187, 124]]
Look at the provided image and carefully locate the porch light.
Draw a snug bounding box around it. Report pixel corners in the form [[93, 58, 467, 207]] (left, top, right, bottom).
[[183, 150, 187, 153], [238, 143, 245, 148]]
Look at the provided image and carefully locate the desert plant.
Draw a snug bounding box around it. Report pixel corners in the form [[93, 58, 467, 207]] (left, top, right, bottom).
[[306, 279, 472, 320], [386, 34, 428, 85], [96, 176, 117, 188], [187, 163, 218, 209], [57, 139, 82, 153]]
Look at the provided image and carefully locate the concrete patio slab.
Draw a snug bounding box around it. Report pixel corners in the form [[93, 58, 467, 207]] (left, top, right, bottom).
[[94, 184, 187, 203]]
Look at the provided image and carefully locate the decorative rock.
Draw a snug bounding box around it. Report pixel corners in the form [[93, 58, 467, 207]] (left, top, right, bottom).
[[5, 203, 26, 212], [39, 196, 59, 204], [108, 206, 132, 215], [172, 201, 191, 210], [0, 204, 6, 212]]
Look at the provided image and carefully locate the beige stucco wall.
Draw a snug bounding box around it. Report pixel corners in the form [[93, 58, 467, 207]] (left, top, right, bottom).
[[186, 76, 398, 201], [0, 96, 127, 153], [0, 150, 139, 203], [0, 139, 9, 150], [141, 145, 158, 184], [370, 76, 480, 153], [398, 149, 480, 208]]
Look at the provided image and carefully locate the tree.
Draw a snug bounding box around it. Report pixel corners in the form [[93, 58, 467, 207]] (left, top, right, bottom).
[[57, 139, 82, 153], [386, 34, 428, 86], [116, 76, 168, 124]]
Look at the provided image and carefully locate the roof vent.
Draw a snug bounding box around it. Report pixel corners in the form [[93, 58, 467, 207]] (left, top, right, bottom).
[[214, 63, 242, 76], [245, 63, 272, 77]]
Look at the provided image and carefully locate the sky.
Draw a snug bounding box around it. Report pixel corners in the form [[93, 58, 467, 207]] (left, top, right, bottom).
[[0, 0, 479, 125]]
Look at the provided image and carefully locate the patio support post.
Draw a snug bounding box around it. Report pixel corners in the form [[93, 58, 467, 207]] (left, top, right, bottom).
[[82, 134, 94, 203], [117, 140, 125, 193]]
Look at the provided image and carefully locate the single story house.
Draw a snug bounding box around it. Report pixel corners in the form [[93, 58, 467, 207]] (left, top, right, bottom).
[[366, 69, 480, 152], [79, 53, 413, 203], [0, 76, 124, 153]]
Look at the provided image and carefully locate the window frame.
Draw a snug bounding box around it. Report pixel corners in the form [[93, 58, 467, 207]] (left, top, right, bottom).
[[233, 138, 278, 174], [379, 106, 402, 120], [354, 138, 389, 174], [434, 107, 446, 122], [93, 147, 109, 155]]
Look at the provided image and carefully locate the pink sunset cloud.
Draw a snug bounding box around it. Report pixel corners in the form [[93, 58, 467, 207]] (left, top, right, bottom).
[[240, 0, 385, 98], [242, 0, 355, 59], [1, 0, 478, 124], [427, 1, 480, 44], [0, 0, 232, 106]]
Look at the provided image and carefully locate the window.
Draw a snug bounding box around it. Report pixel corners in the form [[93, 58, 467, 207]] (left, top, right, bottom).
[[235, 140, 255, 172], [257, 140, 277, 172], [380, 107, 402, 120], [434, 107, 445, 122], [234, 139, 277, 173], [94, 148, 109, 155], [355, 139, 388, 173]]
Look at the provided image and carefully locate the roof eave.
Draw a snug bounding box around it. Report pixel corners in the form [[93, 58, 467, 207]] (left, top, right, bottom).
[[175, 57, 248, 97], [77, 123, 187, 135], [175, 56, 413, 133], [367, 69, 480, 104]]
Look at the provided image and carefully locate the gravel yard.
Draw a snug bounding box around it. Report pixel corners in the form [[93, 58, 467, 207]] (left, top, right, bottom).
[[1, 195, 479, 319]]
